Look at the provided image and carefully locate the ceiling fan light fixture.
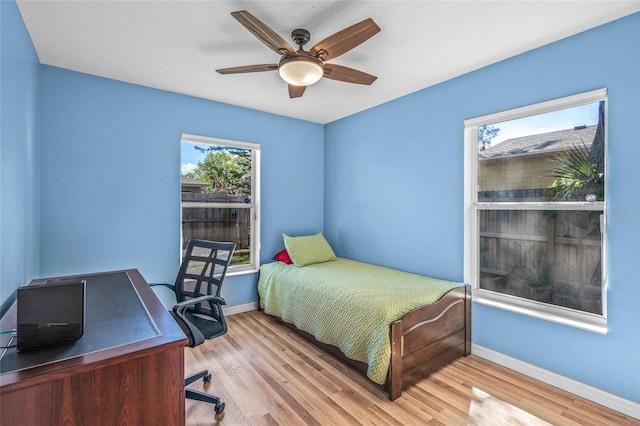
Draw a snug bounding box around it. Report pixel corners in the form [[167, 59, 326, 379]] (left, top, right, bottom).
[[278, 56, 324, 87]]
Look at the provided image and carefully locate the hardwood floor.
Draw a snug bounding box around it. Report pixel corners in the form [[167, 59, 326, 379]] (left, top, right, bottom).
[[184, 310, 638, 425]]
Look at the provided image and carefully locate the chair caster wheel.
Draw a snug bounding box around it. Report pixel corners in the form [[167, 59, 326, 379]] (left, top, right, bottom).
[[203, 373, 212, 383], [215, 402, 225, 414]]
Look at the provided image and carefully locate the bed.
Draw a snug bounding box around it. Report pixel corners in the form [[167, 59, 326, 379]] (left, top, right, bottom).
[[257, 257, 471, 400]]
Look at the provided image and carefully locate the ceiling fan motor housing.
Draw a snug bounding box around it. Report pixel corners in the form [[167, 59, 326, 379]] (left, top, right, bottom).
[[291, 28, 311, 48]]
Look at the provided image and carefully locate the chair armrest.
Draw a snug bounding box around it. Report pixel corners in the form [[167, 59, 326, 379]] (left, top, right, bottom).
[[173, 295, 227, 309], [170, 309, 205, 347], [149, 283, 175, 289], [171, 295, 227, 347]]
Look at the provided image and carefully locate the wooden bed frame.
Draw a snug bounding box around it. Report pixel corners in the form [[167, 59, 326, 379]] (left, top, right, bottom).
[[262, 284, 472, 400]]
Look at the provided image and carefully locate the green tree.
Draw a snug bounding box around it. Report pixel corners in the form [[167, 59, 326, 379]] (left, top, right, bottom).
[[547, 101, 605, 202], [185, 146, 251, 194], [479, 125, 500, 150], [546, 140, 603, 201]]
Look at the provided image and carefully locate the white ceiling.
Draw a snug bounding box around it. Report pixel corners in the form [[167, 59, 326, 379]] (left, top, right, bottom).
[[17, 1, 640, 124]]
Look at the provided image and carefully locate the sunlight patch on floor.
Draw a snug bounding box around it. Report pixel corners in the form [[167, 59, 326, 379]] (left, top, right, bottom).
[[468, 387, 552, 426]]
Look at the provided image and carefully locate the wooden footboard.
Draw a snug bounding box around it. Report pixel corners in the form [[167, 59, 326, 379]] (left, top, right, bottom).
[[261, 284, 471, 401], [388, 284, 471, 400]]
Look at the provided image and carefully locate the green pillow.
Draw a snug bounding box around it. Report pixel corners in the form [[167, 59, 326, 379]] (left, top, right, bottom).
[[283, 233, 336, 267]]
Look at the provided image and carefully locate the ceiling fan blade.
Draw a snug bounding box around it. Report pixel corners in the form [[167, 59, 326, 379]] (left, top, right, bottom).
[[310, 18, 380, 61], [216, 64, 278, 74], [288, 84, 306, 98], [231, 10, 296, 56], [323, 64, 377, 85]]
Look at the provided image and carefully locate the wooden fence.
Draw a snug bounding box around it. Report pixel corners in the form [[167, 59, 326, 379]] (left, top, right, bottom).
[[181, 192, 250, 250], [478, 209, 602, 314]]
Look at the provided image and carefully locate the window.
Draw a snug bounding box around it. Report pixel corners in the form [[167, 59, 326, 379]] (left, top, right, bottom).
[[464, 89, 607, 333], [181, 134, 260, 274]]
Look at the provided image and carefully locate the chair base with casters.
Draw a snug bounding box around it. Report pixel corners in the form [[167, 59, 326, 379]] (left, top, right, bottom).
[[150, 239, 236, 418], [185, 370, 225, 414]]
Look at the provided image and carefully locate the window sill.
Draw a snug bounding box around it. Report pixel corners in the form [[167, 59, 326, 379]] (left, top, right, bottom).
[[226, 267, 259, 277], [473, 289, 607, 334]]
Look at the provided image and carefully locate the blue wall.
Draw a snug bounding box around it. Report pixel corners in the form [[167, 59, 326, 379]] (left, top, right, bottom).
[[2, 0, 638, 405], [0, 0, 41, 314], [38, 67, 324, 306], [324, 13, 640, 403]]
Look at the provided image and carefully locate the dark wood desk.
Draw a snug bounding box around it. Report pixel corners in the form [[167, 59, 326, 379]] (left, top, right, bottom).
[[0, 269, 188, 426]]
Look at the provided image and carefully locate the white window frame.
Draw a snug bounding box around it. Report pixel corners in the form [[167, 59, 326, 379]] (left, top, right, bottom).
[[181, 133, 260, 275], [463, 88, 607, 333]]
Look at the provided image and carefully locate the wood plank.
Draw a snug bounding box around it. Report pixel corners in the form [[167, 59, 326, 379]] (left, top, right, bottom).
[[184, 311, 638, 425]]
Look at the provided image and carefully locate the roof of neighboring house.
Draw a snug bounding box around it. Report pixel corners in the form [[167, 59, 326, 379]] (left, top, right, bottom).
[[479, 125, 597, 160], [180, 176, 208, 188]]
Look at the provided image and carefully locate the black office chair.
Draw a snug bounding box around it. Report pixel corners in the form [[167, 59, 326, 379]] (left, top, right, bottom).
[[151, 239, 236, 415]]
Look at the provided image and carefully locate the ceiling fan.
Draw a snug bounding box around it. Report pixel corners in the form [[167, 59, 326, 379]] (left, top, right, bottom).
[[216, 10, 380, 98]]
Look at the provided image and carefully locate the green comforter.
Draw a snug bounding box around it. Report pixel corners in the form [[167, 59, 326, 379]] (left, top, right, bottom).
[[257, 258, 461, 385]]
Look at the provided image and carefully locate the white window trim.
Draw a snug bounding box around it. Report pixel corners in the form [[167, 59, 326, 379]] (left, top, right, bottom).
[[181, 133, 260, 274], [463, 89, 607, 334]]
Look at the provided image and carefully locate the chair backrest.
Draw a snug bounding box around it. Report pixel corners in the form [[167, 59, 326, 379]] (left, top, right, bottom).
[[174, 239, 236, 317]]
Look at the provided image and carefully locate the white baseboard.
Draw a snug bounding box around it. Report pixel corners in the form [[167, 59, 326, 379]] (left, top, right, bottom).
[[472, 344, 640, 420], [223, 301, 258, 316]]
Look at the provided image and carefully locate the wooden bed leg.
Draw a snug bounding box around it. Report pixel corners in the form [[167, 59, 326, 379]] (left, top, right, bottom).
[[464, 284, 472, 356], [389, 320, 402, 400]]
